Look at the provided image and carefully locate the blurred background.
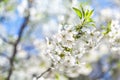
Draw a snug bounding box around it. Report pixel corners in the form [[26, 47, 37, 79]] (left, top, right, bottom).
[[0, 0, 120, 80]]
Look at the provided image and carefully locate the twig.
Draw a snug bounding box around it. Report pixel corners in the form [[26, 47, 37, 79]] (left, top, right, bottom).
[[36, 67, 52, 79], [36, 64, 53, 79], [0, 35, 14, 45], [5, 9, 30, 80], [0, 53, 10, 60], [5, 0, 33, 80]]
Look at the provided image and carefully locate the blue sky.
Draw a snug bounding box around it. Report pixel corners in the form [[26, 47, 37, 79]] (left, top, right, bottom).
[[1, 0, 115, 36], [2, 11, 24, 35]]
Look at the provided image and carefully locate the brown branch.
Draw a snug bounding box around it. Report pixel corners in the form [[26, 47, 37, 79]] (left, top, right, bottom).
[[5, 0, 33, 80], [36, 64, 53, 79], [36, 67, 52, 79], [5, 12, 30, 80], [4, 0, 33, 80]]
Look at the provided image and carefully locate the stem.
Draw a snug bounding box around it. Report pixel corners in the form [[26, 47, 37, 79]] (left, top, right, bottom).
[[5, 12, 30, 80], [5, 0, 32, 80], [0, 35, 14, 45], [36, 67, 52, 79], [36, 64, 53, 79]]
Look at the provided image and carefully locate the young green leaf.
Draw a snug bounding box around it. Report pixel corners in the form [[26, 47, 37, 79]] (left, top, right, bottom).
[[101, 25, 106, 29], [80, 5, 85, 17], [85, 9, 89, 18], [89, 23, 96, 27], [73, 7, 82, 19], [87, 18, 94, 23], [84, 22, 95, 27], [3, 0, 8, 3], [55, 73, 60, 80], [87, 10, 94, 18], [103, 21, 111, 35]]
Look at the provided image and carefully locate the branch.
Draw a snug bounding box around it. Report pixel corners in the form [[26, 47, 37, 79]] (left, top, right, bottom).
[[36, 67, 51, 79], [5, 9, 30, 80], [36, 64, 53, 79], [5, 0, 33, 80]]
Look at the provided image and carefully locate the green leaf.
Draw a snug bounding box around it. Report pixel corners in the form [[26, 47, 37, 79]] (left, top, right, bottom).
[[88, 9, 94, 18], [2, 0, 8, 3], [86, 23, 96, 27], [80, 5, 85, 17], [101, 25, 106, 29], [85, 10, 89, 18], [6, 5, 14, 11], [90, 23, 96, 27], [73, 7, 82, 19], [103, 21, 112, 35], [55, 73, 60, 80], [87, 18, 94, 23]]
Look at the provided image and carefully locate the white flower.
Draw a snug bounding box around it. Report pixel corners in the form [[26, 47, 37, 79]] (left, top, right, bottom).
[[108, 20, 120, 43]]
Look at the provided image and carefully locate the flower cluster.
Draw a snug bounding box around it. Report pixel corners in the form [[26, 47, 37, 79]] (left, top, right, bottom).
[[43, 6, 105, 78], [39, 6, 120, 79]]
